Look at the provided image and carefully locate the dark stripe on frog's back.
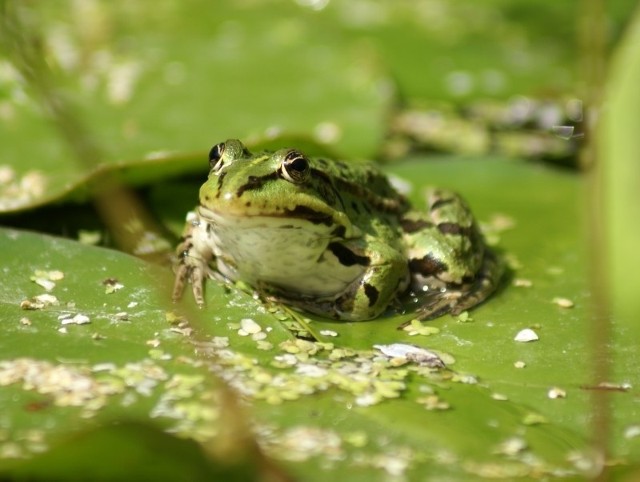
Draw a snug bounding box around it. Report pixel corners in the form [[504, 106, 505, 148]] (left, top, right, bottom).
[[310, 158, 408, 215], [401, 218, 475, 238], [400, 218, 434, 234], [409, 253, 448, 276], [437, 222, 473, 236], [429, 197, 455, 211]]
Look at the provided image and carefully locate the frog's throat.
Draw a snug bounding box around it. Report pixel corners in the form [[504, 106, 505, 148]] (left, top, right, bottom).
[[197, 206, 353, 237]]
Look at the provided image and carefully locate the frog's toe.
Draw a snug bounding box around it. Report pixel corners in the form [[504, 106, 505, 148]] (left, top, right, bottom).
[[414, 291, 463, 320], [413, 286, 484, 320], [190, 278, 205, 307], [448, 281, 494, 316], [172, 259, 209, 306], [172, 264, 190, 302], [414, 251, 503, 320]]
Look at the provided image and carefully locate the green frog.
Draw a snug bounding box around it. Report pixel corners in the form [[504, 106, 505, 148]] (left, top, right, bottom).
[[173, 139, 502, 321]]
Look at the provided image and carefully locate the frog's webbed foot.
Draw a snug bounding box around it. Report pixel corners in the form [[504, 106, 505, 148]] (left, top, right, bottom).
[[414, 250, 503, 320]]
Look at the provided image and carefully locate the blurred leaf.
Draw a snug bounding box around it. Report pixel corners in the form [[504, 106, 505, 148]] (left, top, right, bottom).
[[599, 4, 640, 464], [0, 0, 392, 213], [2, 0, 635, 214], [4, 422, 258, 482], [601, 4, 640, 320]]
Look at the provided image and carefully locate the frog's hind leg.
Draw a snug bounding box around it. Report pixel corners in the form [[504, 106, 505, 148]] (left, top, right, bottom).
[[414, 249, 503, 320]]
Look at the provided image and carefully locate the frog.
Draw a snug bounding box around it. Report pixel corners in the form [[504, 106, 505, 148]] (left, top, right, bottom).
[[172, 139, 502, 321]]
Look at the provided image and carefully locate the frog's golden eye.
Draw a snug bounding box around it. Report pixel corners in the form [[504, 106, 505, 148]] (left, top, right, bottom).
[[209, 142, 226, 171], [281, 150, 310, 184]]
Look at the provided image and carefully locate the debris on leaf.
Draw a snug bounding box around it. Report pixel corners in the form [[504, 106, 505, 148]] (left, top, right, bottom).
[[547, 387, 566, 399], [319, 329, 338, 337], [493, 437, 527, 456], [266, 426, 343, 462], [455, 311, 472, 323], [256, 340, 273, 351], [369, 447, 414, 477], [416, 394, 450, 410], [552, 297, 574, 308], [514, 328, 538, 342], [374, 343, 445, 368], [624, 425, 640, 440], [210, 337, 229, 348], [32, 278, 55, 291], [238, 318, 262, 336], [343, 431, 368, 448], [165, 311, 182, 325], [522, 412, 548, 426], [402, 319, 441, 336], [103, 278, 124, 294], [513, 278, 533, 288], [0, 358, 118, 411], [113, 312, 129, 321], [59, 313, 91, 325], [20, 294, 59, 310]]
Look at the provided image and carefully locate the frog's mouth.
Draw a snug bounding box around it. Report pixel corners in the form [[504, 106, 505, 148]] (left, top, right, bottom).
[[198, 205, 337, 229]]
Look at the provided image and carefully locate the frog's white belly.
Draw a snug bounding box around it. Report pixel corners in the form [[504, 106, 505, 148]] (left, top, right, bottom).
[[195, 209, 363, 297]]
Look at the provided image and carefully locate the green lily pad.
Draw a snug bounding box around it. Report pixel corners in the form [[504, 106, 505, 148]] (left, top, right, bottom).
[[4, 150, 635, 479]]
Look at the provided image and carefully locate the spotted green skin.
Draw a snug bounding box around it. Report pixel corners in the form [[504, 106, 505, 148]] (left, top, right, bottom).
[[173, 140, 501, 321]]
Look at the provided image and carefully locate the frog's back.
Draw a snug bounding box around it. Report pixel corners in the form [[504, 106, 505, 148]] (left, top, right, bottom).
[[308, 156, 409, 227]]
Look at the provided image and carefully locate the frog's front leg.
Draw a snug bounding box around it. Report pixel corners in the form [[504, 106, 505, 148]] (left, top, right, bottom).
[[325, 239, 410, 321], [172, 211, 215, 307]]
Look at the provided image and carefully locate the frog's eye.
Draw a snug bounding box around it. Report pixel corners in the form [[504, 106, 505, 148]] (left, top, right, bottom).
[[209, 139, 250, 172], [208, 142, 226, 171], [281, 150, 310, 184]]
